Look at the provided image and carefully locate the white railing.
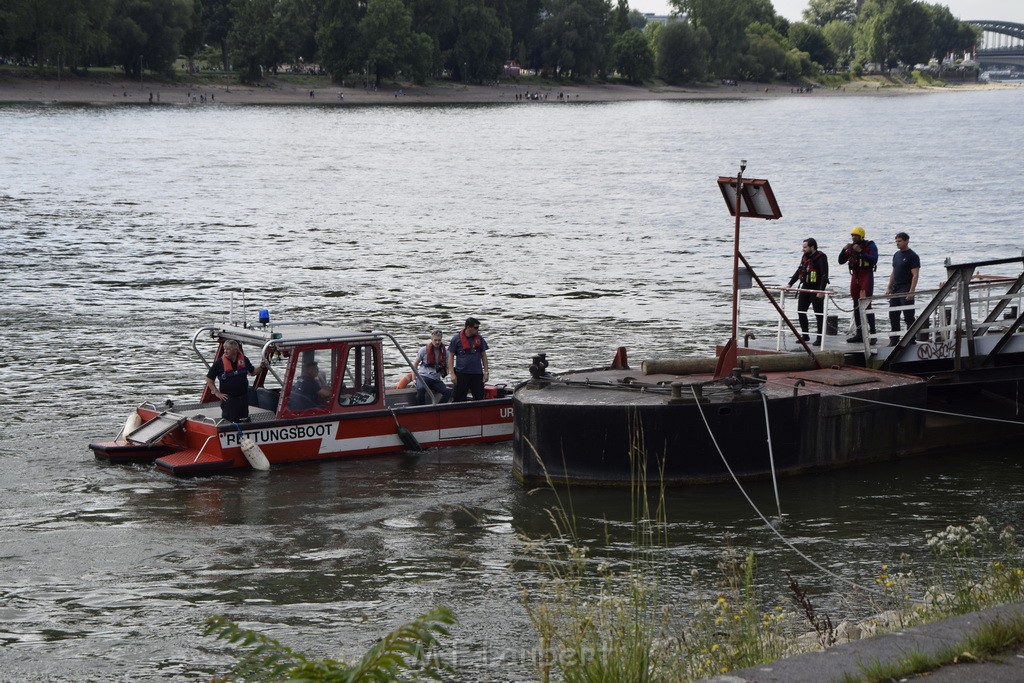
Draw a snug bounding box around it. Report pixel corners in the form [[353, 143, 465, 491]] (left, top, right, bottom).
[[737, 276, 1022, 353], [738, 286, 841, 351]]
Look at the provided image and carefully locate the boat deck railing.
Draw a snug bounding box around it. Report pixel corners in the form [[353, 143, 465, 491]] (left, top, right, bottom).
[[738, 265, 1023, 361]]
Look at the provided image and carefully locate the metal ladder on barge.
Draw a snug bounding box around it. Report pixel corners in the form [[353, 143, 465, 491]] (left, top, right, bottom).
[[877, 255, 1024, 380]]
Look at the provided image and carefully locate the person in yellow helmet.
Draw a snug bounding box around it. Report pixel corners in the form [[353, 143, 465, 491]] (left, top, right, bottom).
[[838, 226, 878, 344]]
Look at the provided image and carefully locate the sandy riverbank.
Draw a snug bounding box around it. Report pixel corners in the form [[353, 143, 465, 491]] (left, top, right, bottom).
[[0, 70, 1010, 106]]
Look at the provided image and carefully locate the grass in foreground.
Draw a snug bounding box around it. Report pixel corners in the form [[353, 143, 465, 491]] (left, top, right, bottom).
[[198, 513, 1024, 681], [839, 613, 1024, 683], [202, 606, 454, 682]]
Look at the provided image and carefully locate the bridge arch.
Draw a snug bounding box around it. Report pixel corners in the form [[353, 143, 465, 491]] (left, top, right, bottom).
[[967, 20, 1024, 69]]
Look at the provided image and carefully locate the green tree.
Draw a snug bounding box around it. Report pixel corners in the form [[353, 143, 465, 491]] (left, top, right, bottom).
[[108, 0, 192, 76], [201, 0, 234, 71], [802, 0, 855, 26], [855, 0, 933, 69], [738, 21, 788, 81], [536, 0, 611, 79], [821, 19, 854, 67], [409, 0, 457, 78], [643, 17, 663, 57], [612, 0, 630, 35], [628, 9, 647, 30], [179, 0, 205, 68], [885, 0, 932, 66], [788, 21, 834, 69], [613, 27, 653, 82], [502, 0, 542, 68], [4, 0, 112, 72], [784, 47, 816, 79], [655, 19, 707, 84], [229, 0, 283, 81], [673, 0, 777, 76], [454, 1, 511, 82], [317, 0, 364, 80], [355, 0, 432, 85], [276, 0, 322, 65], [923, 2, 978, 59]]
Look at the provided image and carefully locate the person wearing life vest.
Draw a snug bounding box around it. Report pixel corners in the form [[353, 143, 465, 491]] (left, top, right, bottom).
[[837, 225, 878, 344], [787, 237, 829, 345], [412, 329, 453, 405], [447, 317, 489, 402], [205, 339, 262, 422]]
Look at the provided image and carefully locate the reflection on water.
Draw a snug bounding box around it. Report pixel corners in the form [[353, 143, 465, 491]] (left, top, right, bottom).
[[1, 91, 1023, 679]]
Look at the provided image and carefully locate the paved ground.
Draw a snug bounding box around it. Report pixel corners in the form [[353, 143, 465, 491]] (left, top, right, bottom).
[[709, 603, 1024, 682]]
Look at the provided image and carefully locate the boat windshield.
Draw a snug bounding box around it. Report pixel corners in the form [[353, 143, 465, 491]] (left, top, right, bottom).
[[339, 344, 379, 405], [286, 347, 338, 412]]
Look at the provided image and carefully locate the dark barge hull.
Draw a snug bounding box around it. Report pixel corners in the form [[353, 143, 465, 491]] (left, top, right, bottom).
[[512, 367, 928, 487]]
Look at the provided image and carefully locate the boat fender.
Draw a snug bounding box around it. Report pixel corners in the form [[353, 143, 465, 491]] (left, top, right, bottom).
[[395, 372, 415, 389], [387, 407, 423, 452], [397, 425, 423, 453], [240, 436, 270, 471], [120, 412, 142, 444]]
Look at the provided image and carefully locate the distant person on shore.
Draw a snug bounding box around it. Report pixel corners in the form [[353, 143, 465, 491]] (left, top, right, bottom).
[[206, 340, 262, 422], [838, 226, 879, 344], [884, 232, 921, 345], [413, 330, 452, 405], [787, 238, 829, 345], [448, 317, 489, 402]]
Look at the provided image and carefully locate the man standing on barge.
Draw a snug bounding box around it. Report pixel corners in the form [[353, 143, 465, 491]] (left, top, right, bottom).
[[838, 226, 878, 344], [788, 237, 829, 345], [448, 317, 489, 402], [884, 231, 921, 345]]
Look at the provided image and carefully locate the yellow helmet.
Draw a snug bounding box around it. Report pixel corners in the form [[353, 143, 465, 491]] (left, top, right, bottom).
[[850, 226, 866, 238]]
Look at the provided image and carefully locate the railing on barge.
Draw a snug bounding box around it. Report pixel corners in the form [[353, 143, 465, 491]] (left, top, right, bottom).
[[735, 256, 1024, 372]]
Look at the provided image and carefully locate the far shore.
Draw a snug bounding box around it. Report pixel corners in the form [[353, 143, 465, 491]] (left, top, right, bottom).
[[0, 70, 1014, 106]]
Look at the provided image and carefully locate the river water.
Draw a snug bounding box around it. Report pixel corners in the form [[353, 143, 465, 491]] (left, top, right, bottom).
[[1, 89, 1023, 681]]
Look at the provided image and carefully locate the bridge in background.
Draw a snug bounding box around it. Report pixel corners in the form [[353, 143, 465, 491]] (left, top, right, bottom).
[[968, 20, 1024, 69]]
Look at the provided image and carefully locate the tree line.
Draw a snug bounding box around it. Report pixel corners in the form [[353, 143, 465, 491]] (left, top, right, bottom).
[[0, 0, 980, 86]]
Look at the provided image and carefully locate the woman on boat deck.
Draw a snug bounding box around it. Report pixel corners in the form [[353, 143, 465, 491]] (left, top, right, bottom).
[[413, 330, 453, 405], [205, 340, 259, 422], [447, 317, 489, 402], [787, 237, 829, 345]]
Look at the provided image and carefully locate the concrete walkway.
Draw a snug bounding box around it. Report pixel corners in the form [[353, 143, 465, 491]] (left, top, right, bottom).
[[710, 603, 1024, 682]]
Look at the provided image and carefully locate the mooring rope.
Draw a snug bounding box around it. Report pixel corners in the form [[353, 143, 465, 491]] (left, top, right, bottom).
[[760, 390, 782, 519], [764, 379, 1024, 426], [689, 385, 910, 600]]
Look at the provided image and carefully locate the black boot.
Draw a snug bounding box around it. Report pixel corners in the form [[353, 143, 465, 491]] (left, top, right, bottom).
[[847, 331, 863, 343]]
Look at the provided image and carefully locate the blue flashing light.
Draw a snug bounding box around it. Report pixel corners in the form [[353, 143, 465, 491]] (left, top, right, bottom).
[[258, 308, 271, 325]]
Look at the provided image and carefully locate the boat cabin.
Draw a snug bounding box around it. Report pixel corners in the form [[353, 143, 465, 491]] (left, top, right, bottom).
[[195, 321, 428, 419]]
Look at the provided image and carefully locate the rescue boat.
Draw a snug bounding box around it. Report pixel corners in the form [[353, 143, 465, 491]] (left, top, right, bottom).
[[90, 316, 513, 476]]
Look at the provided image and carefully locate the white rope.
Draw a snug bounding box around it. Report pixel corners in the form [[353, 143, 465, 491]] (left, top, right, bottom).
[[690, 385, 903, 600], [765, 380, 1024, 426], [760, 390, 782, 518]]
